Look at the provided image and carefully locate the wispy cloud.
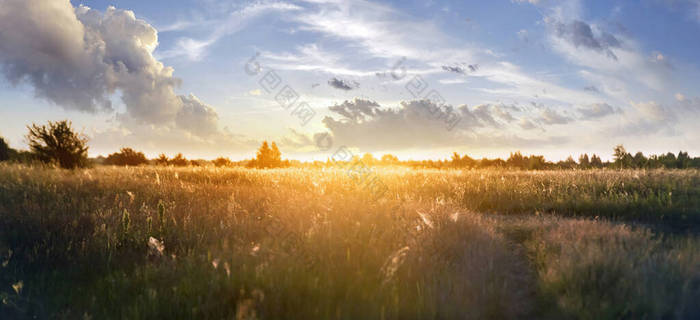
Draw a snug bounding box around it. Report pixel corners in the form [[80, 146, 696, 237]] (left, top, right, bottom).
[[157, 2, 302, 61]]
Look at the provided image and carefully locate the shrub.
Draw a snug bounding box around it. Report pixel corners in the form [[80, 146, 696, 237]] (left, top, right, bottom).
[[26, 120, 88, 169], [104, 148, 149, 166], [0, 137, 10, 161], [170, 153, 189, 166], [213, 157, 233, 167], [154, 154, 169, 166]]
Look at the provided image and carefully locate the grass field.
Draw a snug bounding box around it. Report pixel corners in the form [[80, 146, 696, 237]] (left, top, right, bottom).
[[1, 164, 699, 319]]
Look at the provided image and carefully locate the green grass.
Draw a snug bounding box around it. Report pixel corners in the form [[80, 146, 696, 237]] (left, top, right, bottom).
[[0, 164, 698, 319]]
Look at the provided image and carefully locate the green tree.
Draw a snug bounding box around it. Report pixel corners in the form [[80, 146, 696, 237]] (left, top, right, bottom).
[[26, 120, 88, 169], [655, 152, 676, 168], [527, 155, 547, 170], [578, 154, 590, 169], [590, 154, 603, 168], [677, 151, 691, 169], [632, 152, 647, 168], [613, 145, 632, 169], [559, 156, 577, 169]]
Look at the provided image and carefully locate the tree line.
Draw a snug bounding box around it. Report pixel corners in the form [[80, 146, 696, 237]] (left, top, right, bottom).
[[1, 120, 699, 170]]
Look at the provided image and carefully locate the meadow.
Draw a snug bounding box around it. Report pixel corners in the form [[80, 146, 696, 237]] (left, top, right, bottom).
[[0, 164, 699, 319]]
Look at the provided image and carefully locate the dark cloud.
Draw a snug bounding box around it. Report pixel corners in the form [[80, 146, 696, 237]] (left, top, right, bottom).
[[328, 77, 359, 90], [276, 99, 569, 152], [311, 99, 547, 151], [554, 20, 621, 60], [583, 85, 599, 92], [0, 0, 222, 137], [442, 65, 466, 74], [327, 99, 381, 121], [441, 64, 478, 74]]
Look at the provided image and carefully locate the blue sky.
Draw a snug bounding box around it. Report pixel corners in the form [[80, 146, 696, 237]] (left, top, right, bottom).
[[1, 0, 699, 160]]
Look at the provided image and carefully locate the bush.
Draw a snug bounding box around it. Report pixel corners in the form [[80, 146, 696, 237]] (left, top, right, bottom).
[[154, 154, 169, 166], [0, 137, 10, 161], [104, 148, 149, 166], [26, 120, 88, 169], [170, 153, 189, 166], [213, 157, 233, 167]]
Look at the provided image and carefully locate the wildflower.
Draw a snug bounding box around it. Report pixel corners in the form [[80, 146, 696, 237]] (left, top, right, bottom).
[[148, 237, 165, 258], [121, 209, 130, 234], [235, 298, 257, 320], [12, 280, 23, 294], [381, 246, 410, 284], [126, 191, 135, 204], [224, 262, 231, 277], [158, 200, 166, 235], [416, 211, 434, 229]]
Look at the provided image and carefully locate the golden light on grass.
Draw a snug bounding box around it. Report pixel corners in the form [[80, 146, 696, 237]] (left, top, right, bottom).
[[0, 164, 698, 318]]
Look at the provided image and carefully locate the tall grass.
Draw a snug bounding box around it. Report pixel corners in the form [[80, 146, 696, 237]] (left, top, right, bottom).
[[0, 164, 698, 319]]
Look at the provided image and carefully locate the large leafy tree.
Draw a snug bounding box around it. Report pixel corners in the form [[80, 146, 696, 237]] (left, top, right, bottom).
[[26, 120, 89, 169]]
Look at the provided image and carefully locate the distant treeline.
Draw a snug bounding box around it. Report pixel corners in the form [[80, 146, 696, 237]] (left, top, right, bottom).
[[1, 120, 699, 170], [91, 143, 700, 170]]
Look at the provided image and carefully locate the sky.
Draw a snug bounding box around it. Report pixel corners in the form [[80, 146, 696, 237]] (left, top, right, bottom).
[[0, 0, 699, 161]]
